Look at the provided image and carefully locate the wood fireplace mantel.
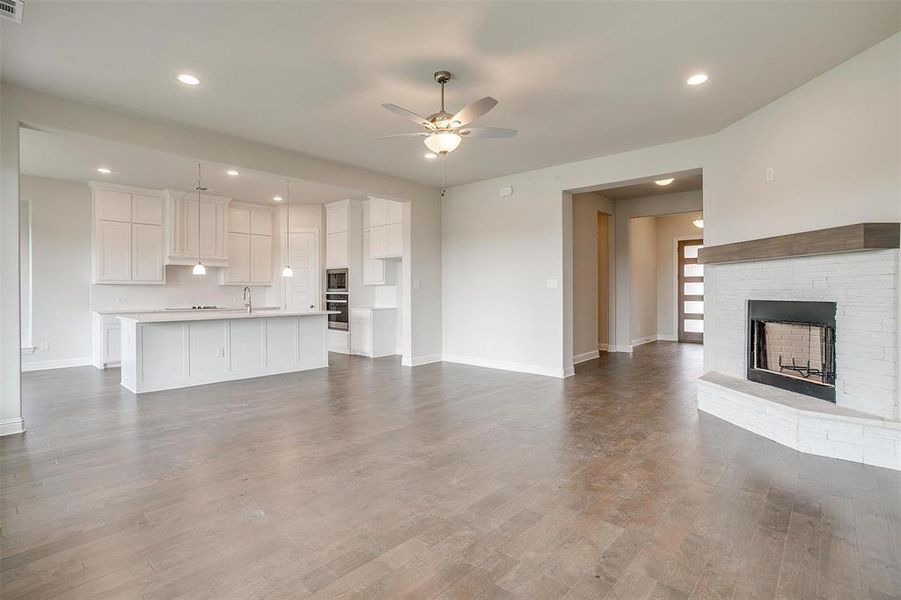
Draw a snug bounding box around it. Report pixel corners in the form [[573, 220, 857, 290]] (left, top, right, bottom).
[[697, 223, 899, 265]]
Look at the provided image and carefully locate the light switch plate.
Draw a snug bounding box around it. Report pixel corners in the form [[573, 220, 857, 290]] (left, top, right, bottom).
[[546, 279, 559, 289], [499, 186, 513, 197]]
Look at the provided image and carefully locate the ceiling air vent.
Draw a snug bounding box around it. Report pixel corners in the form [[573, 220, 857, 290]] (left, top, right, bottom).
[[0, 0, 23, 23]]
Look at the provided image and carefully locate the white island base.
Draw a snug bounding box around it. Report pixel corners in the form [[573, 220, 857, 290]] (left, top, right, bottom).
[[119, 311, 331, 393]]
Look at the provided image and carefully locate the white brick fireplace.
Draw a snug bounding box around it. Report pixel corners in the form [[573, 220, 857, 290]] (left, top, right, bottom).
[[698, 246, 901, 471]]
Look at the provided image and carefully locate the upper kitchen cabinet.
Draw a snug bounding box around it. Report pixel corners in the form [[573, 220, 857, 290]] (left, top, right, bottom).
[[325, 199, 362, 269], [361, 199, 385, 285], [90, 182, 165, 284], [368, 197, 403, 259], [222, 203, 274, 286], [163, 189, 230, 267]]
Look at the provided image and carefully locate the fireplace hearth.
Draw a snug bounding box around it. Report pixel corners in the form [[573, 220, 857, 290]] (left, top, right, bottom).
[[747, 300, 836, 402]]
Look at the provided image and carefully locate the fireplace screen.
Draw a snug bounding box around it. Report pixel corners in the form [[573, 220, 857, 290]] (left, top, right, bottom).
[[747, 300, 836, 402]]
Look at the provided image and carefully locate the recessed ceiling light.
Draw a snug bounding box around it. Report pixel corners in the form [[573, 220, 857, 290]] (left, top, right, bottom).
[[272, 195, 283, 202], [655, 178, 675, 186], [96, 167, 112, 174], [177, 73, 200, 86], [686, 73, 708, 86], [226, 169, 239, 176], [424, 152, 437, 160]]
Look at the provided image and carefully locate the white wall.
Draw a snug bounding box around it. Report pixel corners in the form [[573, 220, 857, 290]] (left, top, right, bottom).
[[629, 216, 658, 344], [19, 176, 92, 367], [444, 33, 899, 376], [572, 192, 614, 358], [655, 212, 703, 341]]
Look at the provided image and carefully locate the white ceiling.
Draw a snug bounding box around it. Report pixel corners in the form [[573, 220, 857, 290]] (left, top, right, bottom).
[[20, 128, 363, 205], [3, 2, 899, 187]]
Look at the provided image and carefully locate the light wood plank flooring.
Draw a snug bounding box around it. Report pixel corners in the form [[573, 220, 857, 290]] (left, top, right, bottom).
[[2, 342, 900, 599]]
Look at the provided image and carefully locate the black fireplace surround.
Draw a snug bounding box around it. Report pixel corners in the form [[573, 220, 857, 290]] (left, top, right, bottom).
[[747, 300, 837, 402]]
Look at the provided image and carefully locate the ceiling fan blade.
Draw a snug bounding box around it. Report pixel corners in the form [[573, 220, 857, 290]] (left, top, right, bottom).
[[451, 96, 498, 127], [459, 127, 517, 138], [381, 104, 432, 128], [374, 132, 429, 140]]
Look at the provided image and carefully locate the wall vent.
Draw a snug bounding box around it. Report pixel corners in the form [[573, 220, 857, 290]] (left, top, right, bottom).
[[0, 0, 23, 23]]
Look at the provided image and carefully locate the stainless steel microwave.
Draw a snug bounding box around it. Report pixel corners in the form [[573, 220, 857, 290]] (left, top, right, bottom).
[[326, 269, 348, 292]]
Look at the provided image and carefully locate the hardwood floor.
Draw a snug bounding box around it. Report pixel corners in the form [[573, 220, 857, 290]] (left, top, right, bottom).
[[2, 342, 900, 599]]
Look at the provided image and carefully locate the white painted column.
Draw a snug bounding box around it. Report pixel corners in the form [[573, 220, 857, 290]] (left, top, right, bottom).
[[0, 102, 24, 435]]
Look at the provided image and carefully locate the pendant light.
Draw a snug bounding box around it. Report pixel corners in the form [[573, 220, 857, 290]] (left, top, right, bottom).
[[693, 214, 704, 229], [281, 178, 293, 278], [192, 162, 208, 275]]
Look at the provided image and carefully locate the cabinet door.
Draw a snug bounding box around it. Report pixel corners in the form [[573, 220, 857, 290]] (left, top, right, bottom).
[[132, 193, 163, 225], [95, 220, 131, 282], [229, 207, 250, 233], [326, 204, 348, 233], [369, 198, 389, 228], [103, 323, 121, 363], [362, 231, 385, 285], [387, 222, 403, 257], [226, 232, 251, 283], [326, 231, 348, 268], [350, 310, 371, 356], [370, 226, 389, 259], [387, 200, 403, 225], [95, 189, 132, 222], [250, 210, 272, 236], [132, 224, 164, 283], [250, 235, 272, 284]]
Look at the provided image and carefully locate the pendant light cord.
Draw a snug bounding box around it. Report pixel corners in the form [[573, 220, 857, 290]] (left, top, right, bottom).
[[196, 163, 203, 264]]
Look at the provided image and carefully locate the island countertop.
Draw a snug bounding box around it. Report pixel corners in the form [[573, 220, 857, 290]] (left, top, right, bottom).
[[118, 309, 338, 324]]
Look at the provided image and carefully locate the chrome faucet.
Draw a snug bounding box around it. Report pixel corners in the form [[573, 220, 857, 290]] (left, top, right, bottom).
[[242, 286, 252, 313]]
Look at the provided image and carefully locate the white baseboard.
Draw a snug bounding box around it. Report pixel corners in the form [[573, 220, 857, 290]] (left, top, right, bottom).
[[573, 350, 600, 364], [21, 356, 93, 372], [0, 417, 25, 437], [441, 353, 568, 378], [630, 335, 658, 347], [403, 354, 443, 367], [609, 344, 633, 353], [657, 334, 678, 342]]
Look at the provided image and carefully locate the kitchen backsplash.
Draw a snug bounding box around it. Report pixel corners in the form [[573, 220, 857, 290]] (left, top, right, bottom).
[[91, 265, 280, 311]]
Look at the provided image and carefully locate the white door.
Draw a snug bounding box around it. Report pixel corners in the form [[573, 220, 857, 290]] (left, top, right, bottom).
[[284, 231, 319, 310]]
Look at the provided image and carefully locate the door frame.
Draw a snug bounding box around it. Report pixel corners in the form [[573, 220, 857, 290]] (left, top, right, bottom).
[[282, 227, 320, 310], [677, 237, 704, 343]]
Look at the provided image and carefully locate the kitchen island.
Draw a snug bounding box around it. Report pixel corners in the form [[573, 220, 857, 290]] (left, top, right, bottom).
[[119, 310, 334, 393]]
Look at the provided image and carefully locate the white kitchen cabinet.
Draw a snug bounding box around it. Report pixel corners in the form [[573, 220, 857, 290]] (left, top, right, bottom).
[[326, 231, 348, 268], [228, 207, 251, 234], [92, 313, 122, 368], [350, 308, 397, 358], [222, 202, 274, 285], [91, 182, 166, 284], [163, 189, 230, 267], [131, 223, 164, 282], [132, 193, 163, 225], [362, 230, 385, 285], [249, 234, 272, 283], [95, 189, 132, 222], [250, 210, 272, 236], [326, 203, 348, 233], [225, 232, 250, 283], [368, 196, 403, 259], [95, 220, 132, 282]]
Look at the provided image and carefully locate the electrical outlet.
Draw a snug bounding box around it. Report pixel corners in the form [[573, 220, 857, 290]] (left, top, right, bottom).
[[413, 280, 421, 289], [766, 166, 775, 182], [115, 297, 127, 304], [499, 186, 513, 197], [38, 342, 49, 351], [216, 348, 225, 357], [546, 279, 559, 289]]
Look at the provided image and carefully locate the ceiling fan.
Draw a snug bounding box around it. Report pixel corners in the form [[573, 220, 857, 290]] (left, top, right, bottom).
[[377, 70, 517, 155]]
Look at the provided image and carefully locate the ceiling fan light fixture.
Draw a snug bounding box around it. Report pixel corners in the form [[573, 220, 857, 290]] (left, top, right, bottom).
[[424, 152, 437, 160], [424, 131, 462, 154]]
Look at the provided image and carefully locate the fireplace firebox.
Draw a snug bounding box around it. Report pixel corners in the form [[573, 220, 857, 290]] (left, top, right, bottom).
[[747, 300, 836, 402]]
